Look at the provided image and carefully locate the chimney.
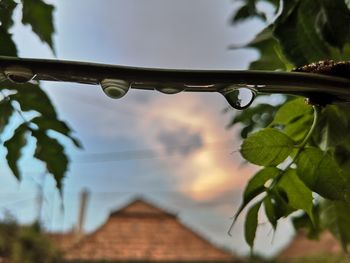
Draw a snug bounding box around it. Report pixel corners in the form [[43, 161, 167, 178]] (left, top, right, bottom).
[[75, 189, 89, 238]]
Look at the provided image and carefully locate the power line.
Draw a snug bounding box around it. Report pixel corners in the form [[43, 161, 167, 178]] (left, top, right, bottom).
[[73, 140, 236, 163]]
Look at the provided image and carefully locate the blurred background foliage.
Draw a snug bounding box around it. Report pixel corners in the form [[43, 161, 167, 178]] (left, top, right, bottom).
[[0, 214, 60, 263]]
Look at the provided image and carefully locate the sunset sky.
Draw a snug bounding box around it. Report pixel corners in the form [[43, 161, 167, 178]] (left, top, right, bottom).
[[0, 0, 295, 257]]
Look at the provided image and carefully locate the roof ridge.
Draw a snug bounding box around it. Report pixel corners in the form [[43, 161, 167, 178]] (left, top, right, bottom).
[[109, 197, 176, 217]]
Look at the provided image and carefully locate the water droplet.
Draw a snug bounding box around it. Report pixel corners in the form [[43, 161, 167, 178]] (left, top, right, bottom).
[[4, 66, 35, 83], [100, 79, 130, 99], [220, 86, 256, 110], [155, 85, 184, 94]]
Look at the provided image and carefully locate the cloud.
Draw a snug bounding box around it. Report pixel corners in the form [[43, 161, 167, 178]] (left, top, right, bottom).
[[156, 127, 204, 156], [131, 92, 258, 201]]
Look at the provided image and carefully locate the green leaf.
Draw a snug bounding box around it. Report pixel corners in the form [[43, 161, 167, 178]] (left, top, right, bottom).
[[315, 105, 349, 149], [270, 190, 296, 219], [228, 102, 277, 138], [263, 195, 278, 229], [283, 115, 313, 143], [321, 200, 350, 251], [0, 101, 13, 133], [33, 131, 68, 191], [246, 27, 290, 70], [0, 0, 17, 29], [231, 0, 266, 23], [271, 98, 314, 142], [0, 27, 17, 56], [277, 169, 314, 223], [245, 201, 262, 250], [4, 123, 28, 179], [9, 83, 57, 117], [316, 0, 350, 49], [21, 0, 55, 51], [234, 167, 280, 221], [272, 98, 312, 126], [273, 0, 333, 66], [297, 147, 347, 200], [240, 128, 295, 166], [31, 116, 82, 148]]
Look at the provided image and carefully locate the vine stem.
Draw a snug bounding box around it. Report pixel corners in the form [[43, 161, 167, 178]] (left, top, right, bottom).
[[269, 104, 321, 190]]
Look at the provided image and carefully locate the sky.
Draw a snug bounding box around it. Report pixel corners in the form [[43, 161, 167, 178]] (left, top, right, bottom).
[[0, 0, 295, 258]]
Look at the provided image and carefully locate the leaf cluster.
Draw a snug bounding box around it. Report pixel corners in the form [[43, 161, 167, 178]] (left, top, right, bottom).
[[0, 1, 81, 191], [0, 216, 61, 263], [232, 96, 350, 251], [230, 2, 350, 251]]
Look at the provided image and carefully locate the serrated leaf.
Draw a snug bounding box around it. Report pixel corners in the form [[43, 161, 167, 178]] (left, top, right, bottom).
[[278, 169, 314, 223], [33, 131, 68, 191], [316, 0, 350, 49], [0, 27, 17, 56], [232, 1, 266, 24], [245, 201, 262, 250], [272, 98, 312, 125], [233, 167, 280, 222], [271, 98, 314, 142], [315, 105, 349, 149], [297, 147, 346, 200], [9, 83, 57, 117], [21, 0, 55, 51], [0, 101, 13, 133], [246, 27, 290, 70], [240, 128, 295, 166], [0, 0, 17, 29], [321, 200, 350, 251], [283, 115, 313, 143], [4, 123, 28, 179], [31, 116, 82, 148], [274, 0, 335, 66]]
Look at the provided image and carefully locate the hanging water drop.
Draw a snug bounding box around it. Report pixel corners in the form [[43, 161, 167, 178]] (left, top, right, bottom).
[[155, 85, 184, 94], [220, 86, 256, 110], [100, 79, 130, 99], [4, 66, 35, 83]]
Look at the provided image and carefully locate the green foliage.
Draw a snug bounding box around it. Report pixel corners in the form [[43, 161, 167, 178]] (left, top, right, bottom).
[[297, 148, 346, 200], [240, 128, 295, 166], [320, 200, 350, 251], [245, 201, 262, 250], [0, 1, 81, 190], [33, 131, 68, 192], [0, 217, 60, 263], [277, 169, 314, 223], [4, 123, 28, 179], [21, 0, 55, 50], [230, 0, 350, 252], [233, 167, 280, 223]]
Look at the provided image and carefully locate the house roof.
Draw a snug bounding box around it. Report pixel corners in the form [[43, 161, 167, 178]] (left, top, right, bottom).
[[57, 198, 239, 262], [278, 230, 344, 259]]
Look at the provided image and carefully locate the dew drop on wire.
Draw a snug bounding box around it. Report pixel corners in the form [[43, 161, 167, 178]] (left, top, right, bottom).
[[220, 86, 256, 110], [100, 79, 130, 99], [4, 66, 35, 83], [155, 85, 184, 94]]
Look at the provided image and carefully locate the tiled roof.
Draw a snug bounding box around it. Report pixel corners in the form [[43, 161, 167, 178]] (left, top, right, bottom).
[[278, 230, 344, 259], [57, 198, 238, 262]]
